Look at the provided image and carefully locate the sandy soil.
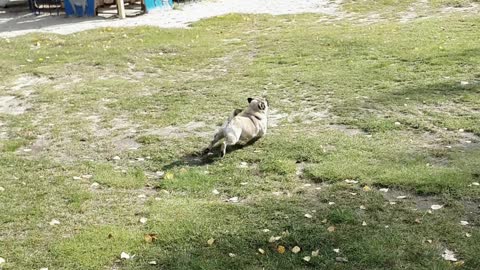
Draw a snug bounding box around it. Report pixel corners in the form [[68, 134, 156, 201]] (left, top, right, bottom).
[[0, 0, 341, 38]]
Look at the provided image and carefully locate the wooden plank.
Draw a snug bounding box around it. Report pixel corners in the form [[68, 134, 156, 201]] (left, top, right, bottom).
[[116, 0, 126, 18]]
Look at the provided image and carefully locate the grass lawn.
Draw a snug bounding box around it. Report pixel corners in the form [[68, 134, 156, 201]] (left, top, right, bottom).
[[0, 1, 479, 269]]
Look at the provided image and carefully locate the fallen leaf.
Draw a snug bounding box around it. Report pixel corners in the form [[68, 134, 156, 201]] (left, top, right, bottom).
[[363, 186, 371, 192], [112, 156, 121, 160], [40, 268, 48, 270], [90, 182, 100, 189], [304, 214, 313, 219], [328, 202, 335, 205], [73, 176, 81, 180], [312, 250, 320, 257], [431, 205, 443, 210], [120, 252, 130, 260], [49, 219, 60, 226], [344, 179, 358, 184], [441, 249, 457, 262], [460, 221, 469, 226], [139, 217, 148, 224], [207, 238, 215, 246], [415, 218, 422, 224], [336, 257, 348, 262], [82, 174, 93, 179], [349, 192, 357, 196], [472, 182, 479, 186], [333, 248, 340, 253], [321, 219, 327, 224], [396, 195, 407, 199], [262, 229, 270, 233], [277, 245, 286, 254], [144, 233, 158, 243], [379, 188, 389, 192], [212, 189, 220, 195], [389, 201, 397, 205], [292, 246, 301, 254], [0, 258, 5, 264], [359, 205, 366, 210], [304, 184, 312, 187], [269, 236, 282, 242], [148, 261, 157, 265], [427, 239, 432, 244], [303, 256, 311, 262], [258, 248, 265, 254], [362, 221, 367, 226], [228, 197, 239, 203], [137, 194, 147, 199], [327, 226, 336, 232], [454, 261, 465, 267], [465, 233, 471, 238], [0, 187, 4, 192], [164, 172, 174, 180], [229, 253, 236, 257]]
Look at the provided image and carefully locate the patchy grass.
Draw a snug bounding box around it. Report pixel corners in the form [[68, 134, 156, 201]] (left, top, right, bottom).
[[0, 5, 479, 270]]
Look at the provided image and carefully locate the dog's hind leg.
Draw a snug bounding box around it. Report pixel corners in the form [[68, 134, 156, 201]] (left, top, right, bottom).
[[204, 129, 224, 154], [220, 130, 241, 157]]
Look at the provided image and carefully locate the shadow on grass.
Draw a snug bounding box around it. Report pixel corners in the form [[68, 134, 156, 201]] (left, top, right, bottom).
[[161, 138, 261, 170]]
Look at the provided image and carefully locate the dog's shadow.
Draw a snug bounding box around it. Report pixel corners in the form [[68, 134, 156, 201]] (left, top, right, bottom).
[[161, 138, 260, 171]]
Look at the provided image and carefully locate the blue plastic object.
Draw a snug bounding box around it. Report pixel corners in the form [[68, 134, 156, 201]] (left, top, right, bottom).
[[64, 0, 95, 16], [144, 0, 172, 12]]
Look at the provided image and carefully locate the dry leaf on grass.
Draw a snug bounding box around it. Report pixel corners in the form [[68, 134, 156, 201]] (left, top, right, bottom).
[[312, 250, 319, 257], [359, 205, 366, 210], [292, 246, 301, 254], [465, 233, 471, 238], [120, 252, 130, 260], [269, 236, 282, 242], [277, 245, 286, 254], [49, 219, 60, 226], [396, 195, 407, 199], [336, 257, 348, 262], [228, 253, 236, 257], [258, 248, 265, 254], [144, 233, 158, 243], [344, 180, 358, 184], [139, 217, 148, 224], [460, 221, 469, 226], [164, 172, 174, 180], [304, 214, 313, 219], [262, 229, 270, 233], [212, 189, 220, 195], [430, 205, 443, 210], [207, 238, 215, 246], [441, 249, 457, 262], [362, 186, 371, 192], [303, 256, 311, 262], [327, 226, 336, 232], [148, 261, 157, 265], [0, 258, 5, 264], [333, 248, 340, 253], [379, 188, 389, 192], [362, 221, 367, 226]]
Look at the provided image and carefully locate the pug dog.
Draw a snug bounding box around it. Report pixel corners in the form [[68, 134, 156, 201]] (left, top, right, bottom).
[[205, 97, 269, 157]]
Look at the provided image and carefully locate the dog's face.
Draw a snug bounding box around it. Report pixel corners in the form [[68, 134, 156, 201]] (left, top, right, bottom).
[[247, 97, 269, 113]]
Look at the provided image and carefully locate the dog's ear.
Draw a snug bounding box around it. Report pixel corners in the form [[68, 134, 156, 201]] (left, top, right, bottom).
[[247, 98, 253, 103]]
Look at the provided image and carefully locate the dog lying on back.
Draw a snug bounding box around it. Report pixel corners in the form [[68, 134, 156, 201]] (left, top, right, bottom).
[[204, 97, 269, 157]]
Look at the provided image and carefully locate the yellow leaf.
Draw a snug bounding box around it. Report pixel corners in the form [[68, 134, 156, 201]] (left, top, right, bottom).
[[144, 233, 158, 243], [164, 172, 174, 180], [277, 245, 286, 254], [207, 238, 215, 246], [363, 185, 371, 192]]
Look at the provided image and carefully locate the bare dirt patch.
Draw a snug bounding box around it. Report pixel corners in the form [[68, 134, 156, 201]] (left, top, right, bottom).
[[0, 95, 29, 115]]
